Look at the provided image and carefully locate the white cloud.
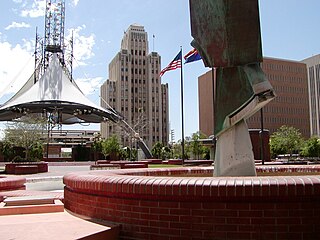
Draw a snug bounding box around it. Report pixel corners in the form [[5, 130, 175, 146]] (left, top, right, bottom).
[[0, 41, 34, 97], [0, 35, 99, 100], [5, 21, 31, 30], [21, 0, 45, 18], [72, 0, 80, 7], [75, 77, 104, 96], [65, 25, 95, 66]]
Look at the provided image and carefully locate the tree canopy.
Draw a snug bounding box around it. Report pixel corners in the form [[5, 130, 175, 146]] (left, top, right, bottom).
[[101, 135, 121, 160], [3, 115, 46, 161], [300, 137, 320, 157], [270, 125, 304, 159]]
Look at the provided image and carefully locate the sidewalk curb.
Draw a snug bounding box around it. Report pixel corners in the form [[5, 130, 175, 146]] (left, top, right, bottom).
[[26, 176, 63, 183]]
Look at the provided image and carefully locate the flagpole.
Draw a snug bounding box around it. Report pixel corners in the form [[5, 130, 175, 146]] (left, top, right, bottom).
[[180, 46, 185, 164]]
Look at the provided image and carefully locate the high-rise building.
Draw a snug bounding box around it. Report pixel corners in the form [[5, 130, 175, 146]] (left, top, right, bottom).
[[198, 70, 214, 137], [198, 57, 310, 139], [100, 24, 169, 148], [302, 54, 320, 137]]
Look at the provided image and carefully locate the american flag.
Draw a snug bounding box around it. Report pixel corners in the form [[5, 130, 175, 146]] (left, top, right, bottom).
[[159, 50, 182, 77]]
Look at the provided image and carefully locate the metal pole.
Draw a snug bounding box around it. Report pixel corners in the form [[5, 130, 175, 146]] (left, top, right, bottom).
[[260, 108, 265, 165], [70, 31, 74, 82], [34, 27, 38, 84], [46, 120, 50, 159], [211, 67, 216, 161], [180, 47, 185, 163]]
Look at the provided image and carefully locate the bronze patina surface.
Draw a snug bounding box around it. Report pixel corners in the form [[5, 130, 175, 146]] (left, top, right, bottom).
[[189, 0, 262, 68], [189, 0, 274, 136]]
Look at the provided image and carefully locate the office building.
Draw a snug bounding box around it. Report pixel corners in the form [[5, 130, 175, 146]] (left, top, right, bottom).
[[198, 57, 310, 139], [302, 54, 320, 137], [100, 24, 169, 148]]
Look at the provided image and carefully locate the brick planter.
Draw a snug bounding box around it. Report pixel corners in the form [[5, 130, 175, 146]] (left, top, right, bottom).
[[63, 167, 320, 240], [5, 162, 48, 175], [110, 161, 149, 169], [142, 159, 163, 164], [0, 176, 26, 200]]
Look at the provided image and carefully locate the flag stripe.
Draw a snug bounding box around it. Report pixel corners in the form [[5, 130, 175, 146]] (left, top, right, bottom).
[[184, 48, 197, 59], [159, 50, 182, 77]]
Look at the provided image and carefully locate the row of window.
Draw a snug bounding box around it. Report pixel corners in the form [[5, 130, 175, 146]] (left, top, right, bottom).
[[274, 96, 308, 105], [273, 85, 307, 94], [130, 49, 146, 56], [119, 76, 161, 88], [262, 62, 306, 74], [131, 31, 146, 38], [267, 74, 306, 84], [249, 115, 308, 125], [264, 106, 308, 115]]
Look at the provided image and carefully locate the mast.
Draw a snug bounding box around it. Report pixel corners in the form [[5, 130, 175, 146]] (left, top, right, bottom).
[[44, 0, 66, 70]]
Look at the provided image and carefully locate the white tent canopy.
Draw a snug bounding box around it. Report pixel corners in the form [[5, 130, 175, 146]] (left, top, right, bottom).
[[0, 54, 119, 123]]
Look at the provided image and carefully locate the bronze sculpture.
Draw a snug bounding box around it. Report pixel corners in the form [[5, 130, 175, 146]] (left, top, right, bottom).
[[189, 0, 275, 176]]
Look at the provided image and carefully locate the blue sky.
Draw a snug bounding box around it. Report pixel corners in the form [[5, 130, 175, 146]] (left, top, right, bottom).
[[0, 0, 320, 141]]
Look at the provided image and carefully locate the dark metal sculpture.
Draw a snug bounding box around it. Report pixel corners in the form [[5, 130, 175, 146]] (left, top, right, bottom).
[[189, 0, 275, 176]]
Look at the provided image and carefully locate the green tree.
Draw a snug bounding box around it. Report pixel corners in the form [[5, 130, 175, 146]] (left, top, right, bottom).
[[92, 138, 103, 153], [3, 115, 46, 161], [101, 135, 121, 160], [0, 141, 15, 161], [29, 141, 43, 161], [151, 142, 163, 159], [171, 142, 182, 159], [119, 146, 137, 161], [161, 146, 172, 160], [300, 137, 320, 157], [187, 132, 211, 160], [189, 132, 202, 159], [270, 125, 304, 159]]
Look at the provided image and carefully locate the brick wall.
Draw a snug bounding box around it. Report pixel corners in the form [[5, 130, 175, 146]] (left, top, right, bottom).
[[5, 162, 48, 174], [63, 167, 320, 240], [0, 176, 26, 192]]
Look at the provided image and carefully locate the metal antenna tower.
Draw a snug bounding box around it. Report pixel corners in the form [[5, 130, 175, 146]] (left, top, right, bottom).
[[34, 0, 73, 83], [44, 0, 65, 69]]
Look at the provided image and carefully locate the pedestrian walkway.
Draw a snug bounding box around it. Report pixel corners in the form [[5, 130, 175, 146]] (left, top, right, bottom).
[[0, 162, 120, 239], [0, 210, 119, 240]]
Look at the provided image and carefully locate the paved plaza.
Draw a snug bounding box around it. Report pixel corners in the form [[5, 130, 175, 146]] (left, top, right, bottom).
[[0, 162, 120, 239], [0, 162, 92, 191]]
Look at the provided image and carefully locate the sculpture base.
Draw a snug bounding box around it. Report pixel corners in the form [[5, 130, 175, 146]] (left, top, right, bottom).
[[214, 120, 256, 176]]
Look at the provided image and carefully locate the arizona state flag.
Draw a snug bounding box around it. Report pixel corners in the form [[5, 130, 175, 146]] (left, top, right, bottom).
[[184, 48, 202, 64]]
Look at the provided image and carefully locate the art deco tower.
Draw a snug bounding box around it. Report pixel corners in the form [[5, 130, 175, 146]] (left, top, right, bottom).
[[101, 24, 169, 149]]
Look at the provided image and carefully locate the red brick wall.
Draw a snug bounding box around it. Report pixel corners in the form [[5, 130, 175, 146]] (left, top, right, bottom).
[[5, 162, 48, 174], [63, 167, 320, 240], [0, 176, 26, 191]]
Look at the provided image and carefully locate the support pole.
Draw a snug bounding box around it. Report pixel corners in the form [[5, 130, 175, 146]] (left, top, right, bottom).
[[260, 108, 265, 165], [180, 47, 185, 164]]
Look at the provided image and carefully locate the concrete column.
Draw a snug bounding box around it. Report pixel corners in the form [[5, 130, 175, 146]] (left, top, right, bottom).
[[214, 119, 256, 176]]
